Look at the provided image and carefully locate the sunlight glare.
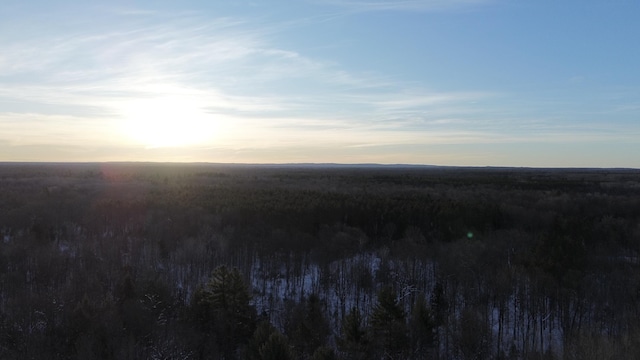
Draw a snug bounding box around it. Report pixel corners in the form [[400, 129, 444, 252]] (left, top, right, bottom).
[[120, 96, 217, 148]]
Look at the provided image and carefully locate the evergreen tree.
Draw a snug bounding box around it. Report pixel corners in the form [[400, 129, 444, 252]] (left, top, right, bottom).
[[311, 345, 337, 360], [410, 293, 436, 357], [243, 320, 277, 360], [370, 286, 408, 359], [285, 294, 330, 357], [258, 332, 294, 360], [430, 281, 448, 341], [455, 307, 490, 360], [116, 270, 153, 343], [338, 307, 370, 360], [197, 265, 257, 359], [70, 294, 93, 338]]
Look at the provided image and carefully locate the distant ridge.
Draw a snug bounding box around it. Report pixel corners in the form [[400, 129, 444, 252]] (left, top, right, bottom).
[[0, 161, 638, 171]]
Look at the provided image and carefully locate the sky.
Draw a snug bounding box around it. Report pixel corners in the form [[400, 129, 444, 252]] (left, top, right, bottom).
[[1, 0, 639, 167]]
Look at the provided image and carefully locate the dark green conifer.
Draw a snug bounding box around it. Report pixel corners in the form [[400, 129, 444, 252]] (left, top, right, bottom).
[[258, 332, 294, 360], [198, 265, 257, 359], [370, 286, 408, 359], [338, 307, 370, 359]]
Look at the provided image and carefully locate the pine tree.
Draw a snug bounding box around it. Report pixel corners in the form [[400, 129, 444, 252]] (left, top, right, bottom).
[[285, 294, 330, 357], [370, 287, 408, 359], [311, 345, 337, 360], [258, 332, 294, 360], [243, 320, 278, 360], [455, 307, 490, 360], [410, 294, 436, 358], [338, 307, 370, 360], [70, 294, 93, 338], [430, 281, 448, 329], [199, 265, 257, 359]]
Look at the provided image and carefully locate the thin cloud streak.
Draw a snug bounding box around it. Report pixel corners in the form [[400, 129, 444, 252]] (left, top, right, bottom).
[[1, 4, 635, 165], [0, 112, 121, 146], [313, 0, 493, 12], [0, 9, 495, 139]]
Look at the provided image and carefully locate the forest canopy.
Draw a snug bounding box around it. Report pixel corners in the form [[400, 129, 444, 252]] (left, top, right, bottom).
[[0, 163, 639, 359]]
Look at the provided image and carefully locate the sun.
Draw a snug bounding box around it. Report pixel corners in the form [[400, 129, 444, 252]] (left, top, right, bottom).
[[120, 96, 216, 148]]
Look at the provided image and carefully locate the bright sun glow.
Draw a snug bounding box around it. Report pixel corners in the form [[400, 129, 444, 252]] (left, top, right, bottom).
[[120, 96, 217, 148]]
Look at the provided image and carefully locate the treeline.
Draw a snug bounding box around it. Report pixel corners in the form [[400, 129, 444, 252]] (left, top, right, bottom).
[[0, 163, 639, 359]]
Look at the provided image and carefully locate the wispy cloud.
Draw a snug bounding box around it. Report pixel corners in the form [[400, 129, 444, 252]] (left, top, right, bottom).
[[1, 3, 635, 165], [0, 112, 121, 146], [0, 8, 492, 142], [312, 0, 494, 12]]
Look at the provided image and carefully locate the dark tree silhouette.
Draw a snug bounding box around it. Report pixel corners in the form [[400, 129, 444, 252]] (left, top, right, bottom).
[[370, 286, 408, 359]]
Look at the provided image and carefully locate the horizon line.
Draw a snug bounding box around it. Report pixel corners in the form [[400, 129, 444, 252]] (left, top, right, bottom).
[[0, 161, 638, 171]]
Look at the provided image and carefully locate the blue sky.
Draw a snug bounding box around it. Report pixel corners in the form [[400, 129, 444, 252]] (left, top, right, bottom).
[[1, 0, 638, 167]]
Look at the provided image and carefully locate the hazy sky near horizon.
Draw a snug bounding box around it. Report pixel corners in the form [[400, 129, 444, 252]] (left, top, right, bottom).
[[1, 0, 639, 167]]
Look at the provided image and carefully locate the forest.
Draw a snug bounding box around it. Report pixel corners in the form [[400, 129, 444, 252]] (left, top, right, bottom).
[[1, 162, 639, 359]]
